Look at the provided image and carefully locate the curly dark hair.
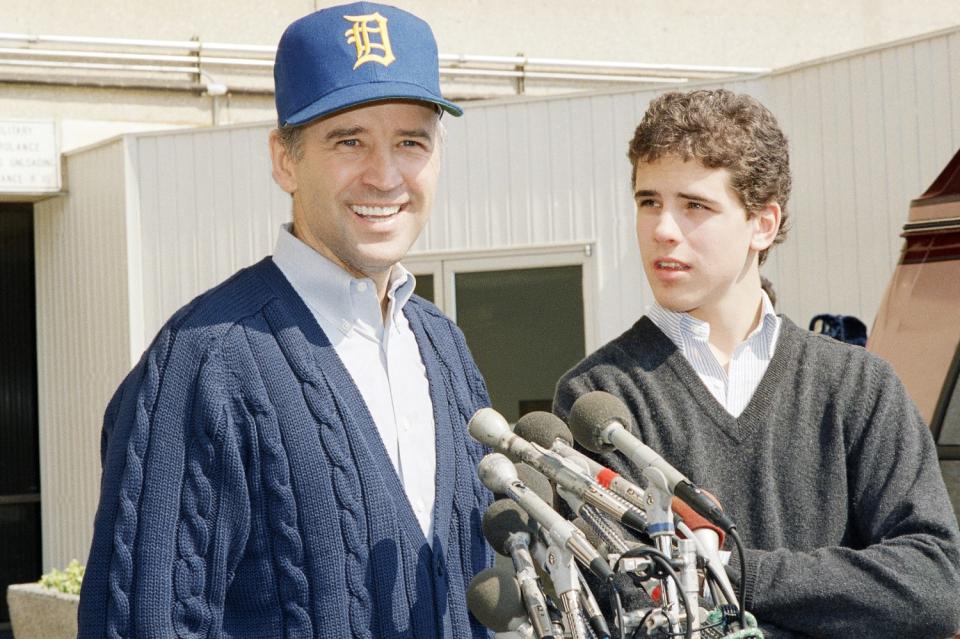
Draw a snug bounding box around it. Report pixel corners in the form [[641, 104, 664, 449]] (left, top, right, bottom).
[[628, 89, 791, 265]]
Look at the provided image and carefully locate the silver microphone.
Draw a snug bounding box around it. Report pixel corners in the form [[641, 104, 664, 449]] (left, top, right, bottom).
[[568, 391, 736, 533], [477, 453, 614, 583], [469, 408, 647, 533]]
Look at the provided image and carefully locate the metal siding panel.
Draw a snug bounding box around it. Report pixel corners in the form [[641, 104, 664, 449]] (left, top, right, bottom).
[[248, 129, 277, 262], [895, 46, 921, 246], [424, 118, 453, 251], [211, 129, 240, 274], [569, 98, 598, 243], [483, 106, 512, 246], [441, 114, 472, 250], [919, 38, 953, 182], [869, 51, 899, 320], [137, 136, 162, 345], [35, 140, 131, 570], [465, 108, 492, 248], [526, 101, 556, 247], [794, 67, 832, 319], [847, 54, 886, 321], [827, 59, 864, 316], [154, 136, 180, 337], [229, 128, 257, 264], [505, 104, 534, 246], [546, 100, 574, 243], [174, 134, 200, 306], [193, 131, 218, 288]]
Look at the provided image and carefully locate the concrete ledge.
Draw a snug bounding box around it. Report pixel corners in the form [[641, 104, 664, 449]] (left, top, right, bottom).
[[6, 583, 78, 639]]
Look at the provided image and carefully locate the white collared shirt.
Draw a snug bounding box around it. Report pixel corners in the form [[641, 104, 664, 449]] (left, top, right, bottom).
[[272, 224, 437, 540], [647, 293, 781, 417]]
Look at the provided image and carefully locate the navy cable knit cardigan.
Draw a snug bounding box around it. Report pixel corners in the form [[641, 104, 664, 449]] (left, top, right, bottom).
[[78, 257, 493, 638]]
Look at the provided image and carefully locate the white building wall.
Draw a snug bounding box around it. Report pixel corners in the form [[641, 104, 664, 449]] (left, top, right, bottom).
[[34, 140, 133, 569], [130, 124, 291, 344]]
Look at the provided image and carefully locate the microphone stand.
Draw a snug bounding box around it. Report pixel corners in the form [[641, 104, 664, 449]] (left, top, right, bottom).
[[536, 541, 591, 639], [642, 467, 700, 639]]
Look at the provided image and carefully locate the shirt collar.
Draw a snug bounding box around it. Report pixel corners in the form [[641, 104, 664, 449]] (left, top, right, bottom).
[[272, 224, 416, 332], [648, 290, 780, 358]]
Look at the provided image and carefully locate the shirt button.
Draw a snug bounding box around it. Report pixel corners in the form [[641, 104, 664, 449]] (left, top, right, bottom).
[[401, 418, 410, 432], [340, 319, 351, 333], [355, 280, 368, 293]]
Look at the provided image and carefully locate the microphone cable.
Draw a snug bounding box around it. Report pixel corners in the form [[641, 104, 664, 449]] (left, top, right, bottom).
[[728, 528, 747, 630], [617, 545, 693, 639]]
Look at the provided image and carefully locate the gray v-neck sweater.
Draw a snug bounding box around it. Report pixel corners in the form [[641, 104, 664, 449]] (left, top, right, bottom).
[[554, 316, 960, 639]]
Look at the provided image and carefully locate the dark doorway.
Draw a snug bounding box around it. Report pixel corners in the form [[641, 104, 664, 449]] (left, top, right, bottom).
[[0, 202, 42, 635]]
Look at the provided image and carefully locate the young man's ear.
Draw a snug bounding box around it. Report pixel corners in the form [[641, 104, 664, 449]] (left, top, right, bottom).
[[269, 130, 298, 195], [751, 202, 782, 252]]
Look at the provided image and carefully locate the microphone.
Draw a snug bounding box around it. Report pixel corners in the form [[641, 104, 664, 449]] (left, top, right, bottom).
[[514, 463, 558, 510], [672, 495, 738, 606], [577, 567, 611, 639], [514, 411, 648, 514], [477, 453, 614, 583], [568, 391, 736, 533], [469, 408, 646, 534], [672, 495, 725, 549], [467, 566, 535, 638], [483, 499, 556, 639]]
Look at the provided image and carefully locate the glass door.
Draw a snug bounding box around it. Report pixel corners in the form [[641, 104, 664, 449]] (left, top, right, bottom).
[[406, 244, 595, 423]]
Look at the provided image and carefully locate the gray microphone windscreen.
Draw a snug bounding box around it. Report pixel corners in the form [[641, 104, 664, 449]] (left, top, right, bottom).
[[568, 391, 633, 453], [571, 516, 606, 554], [466, 566, 525, 632], [514, 463, 555, 507], [483, 499, 537, 556], [514, 411, 574, 448]]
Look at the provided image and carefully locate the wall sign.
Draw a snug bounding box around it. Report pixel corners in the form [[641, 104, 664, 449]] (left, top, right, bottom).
[[0, 120, 61, 193]]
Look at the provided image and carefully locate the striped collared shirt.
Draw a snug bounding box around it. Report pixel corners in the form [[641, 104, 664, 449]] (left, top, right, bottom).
[[272, 224, 437, 540], [647, 293, 781, 417]]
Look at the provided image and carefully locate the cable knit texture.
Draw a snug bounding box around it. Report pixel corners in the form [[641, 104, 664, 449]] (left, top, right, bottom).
[[554, 316, 960, 639], [79, 257, 493, 638]]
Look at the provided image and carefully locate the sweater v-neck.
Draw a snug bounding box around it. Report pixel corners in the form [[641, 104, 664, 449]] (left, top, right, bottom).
[[634, 315, 802, 442], [255, 257, 442, 551]]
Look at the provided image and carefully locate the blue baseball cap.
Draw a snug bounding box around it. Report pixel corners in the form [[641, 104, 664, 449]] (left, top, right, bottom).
[[274, 2, 462, 127]]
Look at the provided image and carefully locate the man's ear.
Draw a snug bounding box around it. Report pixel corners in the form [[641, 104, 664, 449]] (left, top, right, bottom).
[[269, 130, 298, 194], [751, 202, 782, 252]]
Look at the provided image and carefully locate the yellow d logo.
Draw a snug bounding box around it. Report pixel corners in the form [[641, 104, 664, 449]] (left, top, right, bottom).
[[344, 12, 396, 69]]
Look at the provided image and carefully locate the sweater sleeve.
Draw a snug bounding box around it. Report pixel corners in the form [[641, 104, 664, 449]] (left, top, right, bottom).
[[78, 326, 252, 638], [728, 359, 960, 639]]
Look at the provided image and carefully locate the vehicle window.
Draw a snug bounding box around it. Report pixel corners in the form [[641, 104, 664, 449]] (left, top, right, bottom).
[[934, 345, 960, 516]]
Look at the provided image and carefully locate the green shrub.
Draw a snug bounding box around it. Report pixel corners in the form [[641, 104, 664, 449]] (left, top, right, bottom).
[[38, 559, 84, 596]]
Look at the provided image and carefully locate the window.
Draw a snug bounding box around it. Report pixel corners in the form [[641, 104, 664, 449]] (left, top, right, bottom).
[[406, 244, 596, 423], [932, 343, 960, 515]]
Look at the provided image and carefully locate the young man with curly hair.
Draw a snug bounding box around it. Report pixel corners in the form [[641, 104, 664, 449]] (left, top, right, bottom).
[[554, 89, 960, 638]]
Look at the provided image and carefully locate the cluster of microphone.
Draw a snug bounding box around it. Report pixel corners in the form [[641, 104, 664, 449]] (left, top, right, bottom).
[[466, 391, 763, 639]]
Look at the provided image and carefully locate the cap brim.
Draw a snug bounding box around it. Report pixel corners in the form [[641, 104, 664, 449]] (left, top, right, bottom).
[[282, 80, 462, 126]]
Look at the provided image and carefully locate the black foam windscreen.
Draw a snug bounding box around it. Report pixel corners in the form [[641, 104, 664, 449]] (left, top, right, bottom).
[[466, 565, 525, 632], [482, 498, 537, 556], [568, 391, 633, 453], [514, 410, 574, 448]]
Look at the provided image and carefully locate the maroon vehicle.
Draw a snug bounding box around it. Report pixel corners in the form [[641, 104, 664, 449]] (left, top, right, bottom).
[[868, 148, 960, 515]]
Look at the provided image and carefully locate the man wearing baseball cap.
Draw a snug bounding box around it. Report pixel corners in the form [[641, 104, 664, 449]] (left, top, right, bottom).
[[78, 4, 492, 637]]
